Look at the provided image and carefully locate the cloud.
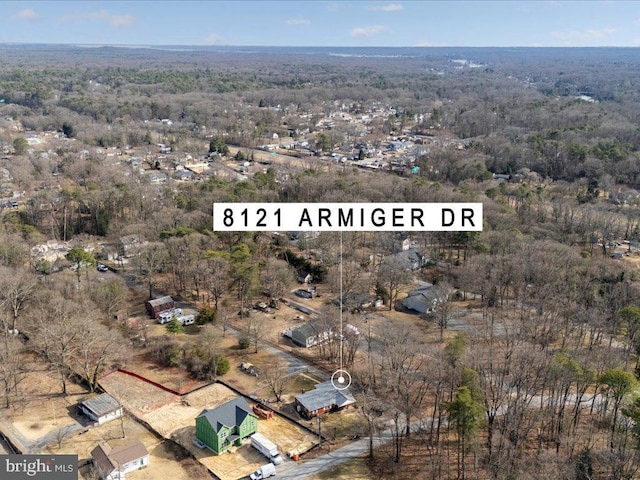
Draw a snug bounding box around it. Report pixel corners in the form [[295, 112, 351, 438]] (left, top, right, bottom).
[[351, 25, 389, 38], [57, 10, 134, 28], [204, 33, 224, 44], [368, 3, 403, 12], [327, 2, 341, 12], [551, 27, 617, 43], [286, 18, 311, 26], [415, 40, 447, 47], [12, 8, 39, 21]]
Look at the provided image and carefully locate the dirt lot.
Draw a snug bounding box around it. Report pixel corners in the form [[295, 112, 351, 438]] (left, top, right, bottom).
[[142, 383, 317, 480], [121, 350, 208, 394], [99, 370, 178, 416], [175, 411, 317, 480], [56, 416, 195, 480], [6, 360, 89, 443], [143, 383, 237, 438]]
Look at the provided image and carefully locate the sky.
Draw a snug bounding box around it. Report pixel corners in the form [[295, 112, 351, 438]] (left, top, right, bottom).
[[2, 1, 640, 47]]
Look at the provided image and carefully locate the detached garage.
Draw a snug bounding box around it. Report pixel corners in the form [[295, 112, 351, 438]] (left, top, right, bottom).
[[145, 296, 175, 318], [79, 393, 123, 425]]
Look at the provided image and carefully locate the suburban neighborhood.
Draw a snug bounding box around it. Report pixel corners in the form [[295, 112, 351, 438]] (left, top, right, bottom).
[[3, 14, 640, 480]]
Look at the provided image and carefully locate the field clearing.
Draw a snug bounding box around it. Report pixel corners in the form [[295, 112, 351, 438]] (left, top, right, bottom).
[[6, 360, 88, 443], [99, 370, 178, 416], [143, 383, 237, 438], [121, 350, 208, 394]]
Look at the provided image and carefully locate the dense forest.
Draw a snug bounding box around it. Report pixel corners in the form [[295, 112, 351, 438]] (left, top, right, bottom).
[[2, 45, 640, 479]]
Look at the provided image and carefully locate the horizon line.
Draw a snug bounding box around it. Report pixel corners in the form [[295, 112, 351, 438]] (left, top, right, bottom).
[[1, 42, 639, 49]]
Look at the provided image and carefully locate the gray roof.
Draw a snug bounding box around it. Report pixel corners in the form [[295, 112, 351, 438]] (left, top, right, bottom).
[[292, 322, 322, 340], [196, 397, 256, 433], [385, 248, 424, 269], [401, 283, 446, 314], [80, 393, 121, 417], [295, 381, 355, 412], [147, 296, 174, 307]]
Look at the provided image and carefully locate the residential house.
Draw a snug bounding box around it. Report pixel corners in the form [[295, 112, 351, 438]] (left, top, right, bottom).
[[291, 321, 332, 348], [195, 397, 258, 455], [145, 296, 175, 318], [383, 247, 427, 271], [295, 381, 356, 418], [91, 441, 149, 480], [79, 393, 123, 425], [401, 283, 450, 314]]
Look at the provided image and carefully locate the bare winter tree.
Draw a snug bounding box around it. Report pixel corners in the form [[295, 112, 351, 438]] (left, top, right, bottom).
[[133, 242, 168, 299], [92, 278, 129, 319], [377, 256, 410, 311], [74, 317, 127, 392], [204, 254, 230, 311], [0, 267, 38, 332], [0, 333, 29, 408], [245, 313, 267, 353], [261, 358, 289, 403], [260, 258, 294, 306]]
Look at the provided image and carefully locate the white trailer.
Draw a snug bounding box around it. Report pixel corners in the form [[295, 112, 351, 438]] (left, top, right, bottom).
[[250, 433, 283, 465], [177, 314, 195, 326]]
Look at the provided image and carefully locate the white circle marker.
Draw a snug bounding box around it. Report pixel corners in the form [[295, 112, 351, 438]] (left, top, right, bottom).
[[331, 369, 352, 391]]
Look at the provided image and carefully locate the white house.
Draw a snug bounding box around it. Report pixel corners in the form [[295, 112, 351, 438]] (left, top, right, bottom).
[[91, 441, 149, 480], [79, 393, 123, 425]]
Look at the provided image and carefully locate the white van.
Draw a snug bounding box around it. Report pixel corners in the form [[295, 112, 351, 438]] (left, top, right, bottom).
[[250, 463, 276, 480]]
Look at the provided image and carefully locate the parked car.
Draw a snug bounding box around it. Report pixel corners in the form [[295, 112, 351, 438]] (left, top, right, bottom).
[[97, 264, 108, 272]]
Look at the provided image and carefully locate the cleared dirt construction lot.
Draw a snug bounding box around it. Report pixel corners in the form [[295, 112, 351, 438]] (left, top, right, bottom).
[[100, 370, 179, 416], [103, 373, 317, 480], [144, 383, 317, 480]]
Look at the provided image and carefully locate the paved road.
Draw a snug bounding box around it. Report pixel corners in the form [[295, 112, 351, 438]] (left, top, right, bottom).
[[274, 434, 384, 480]]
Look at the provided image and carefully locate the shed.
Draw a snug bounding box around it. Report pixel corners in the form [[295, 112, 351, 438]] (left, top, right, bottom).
[[295, 381, 356, 418], [79, 393, 123, 425], [91, 441, 149, 480], [145, 296, 175, 318]]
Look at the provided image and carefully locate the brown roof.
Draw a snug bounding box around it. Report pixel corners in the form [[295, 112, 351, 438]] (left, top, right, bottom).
[[91, 444, 116, 475], [91, 441, 148, 475], [109, 441, 149, 466]]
